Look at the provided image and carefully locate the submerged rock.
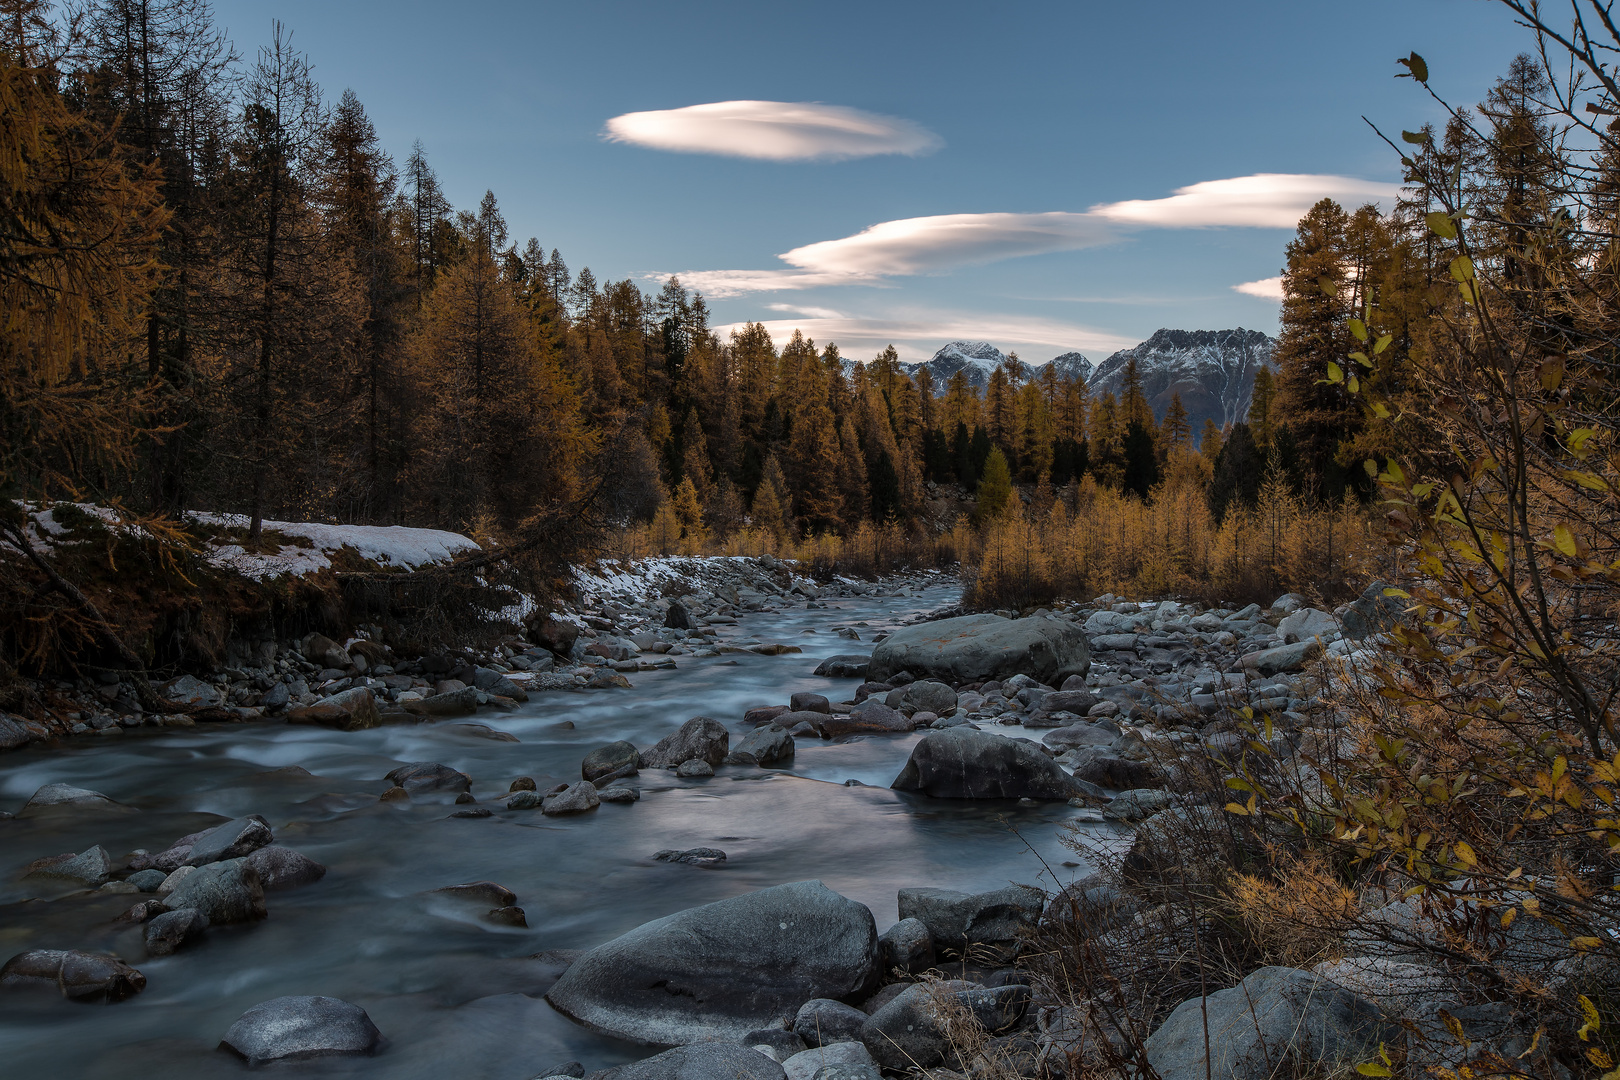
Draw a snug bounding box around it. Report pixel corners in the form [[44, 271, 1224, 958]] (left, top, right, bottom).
[[640, 717, 729, 769], [892, 728, 1081, 800], [385, 762, 472, 796], [868, 613, 1090, 686], [220, 995, 382, 1064], [653, 847, 727, 867], [546, 880, 880, 1045], [20, 783, 128, 816], [144, 908, 208, 956], [24, 845, 112, 886], [0, 950, 146, 1002]]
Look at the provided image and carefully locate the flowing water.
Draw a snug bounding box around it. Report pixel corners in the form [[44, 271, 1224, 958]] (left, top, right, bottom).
[[0, 584, 1114, 1078]]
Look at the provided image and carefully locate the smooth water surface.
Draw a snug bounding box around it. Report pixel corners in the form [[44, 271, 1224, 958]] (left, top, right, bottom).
[[0, 585, 1110, 1079]]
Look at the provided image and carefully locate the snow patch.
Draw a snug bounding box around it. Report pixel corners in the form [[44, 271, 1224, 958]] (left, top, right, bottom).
[[188, 513, 479, 581]]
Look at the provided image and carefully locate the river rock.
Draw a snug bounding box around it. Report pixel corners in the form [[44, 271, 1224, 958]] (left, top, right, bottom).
[[386, 761, 472, 796], [542, 781, 599, 815], [546, 880, 880, 1045], [877, 917, 935, 974], [287, 687, 381, 731], [25, 844, 112, 886], [1240, 640, 1323, 676], [128, 869, 167, 892], [1278, 607, 1338, 644], [662, 602, 693, 631], [0, 950, 146, 1002], [245, 846, 327, 891], [897, 885, 1043, 955], [640, 716, 729, 769], [901, 680, 957, 715], [1337, 580, 1406, 640], [675, 759, 713, 777], [654, 847, 727, 867], [1042, 723, 1118, 752], [1145, 966, 1396, 1080], [790, 692, 831, 713], [812, 654, 869, 678], [782, 1041, 876, 1080], [868, 613, 1090, 686], [406, 686, 480, 717], [0, 713, 34, 750], [1037, 689, 1101, 717], [162, 673, 224, 708], [144, 907, 208, 956], [729, 725, 795, 766], [583, 741, 640, 781], [473, 666, 529, 701], [185, 815, 273, 865], [609, 1044, 786, 1080], [860, 982, 1027, 1070], [1072, 755, 1162, 790], [892, 727, 1081, 800], [20, 783, 127, 816], [221, 995, 381, 1064], [302, 634, 352, 670], [434, 881, 516, 906], [795, 997, 872, 1047], [745, 1028, 807, 1061], [598, 786, 640, 803], [162, 857, 266, 924], [744, 705, 791, 725]]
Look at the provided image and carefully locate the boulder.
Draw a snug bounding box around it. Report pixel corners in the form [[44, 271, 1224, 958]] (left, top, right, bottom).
[[162, 673, 224, 708], [902, 680, 958, 715], [1337, 580, 1407, 641], [543, 781, 600, 815], [0, 950, 146, 1002], [1072, 755, 1161, 790], [473, 666, 529, 701], [221, 995, 381, 1064], [878, 917, 935, 974], [662, 602, 693, 631], [892, 728, 1081, 800], [812, 654, 870, 679], [434, 881, 516, 906], [609, 1044, 785, 1080], [20, 783, 126, 816], [583, 741, 640, 782], [1272, 593, 1308, 614], [744, 705, 791, 726], [1037, 689, 1101, 716], [794, 997, 871, 1047], [1145, 966, 1396, 1080], [782, 1041, 876, 1080], [245, 846, 327, 891], [144, 908, 208, 956], [546, 880, 880, 1045], [0, 713, 34, 750], [534, 614, 581, 655], [860, 982, 1027, 1070], [185, 815, 273, 865], [301, 634, 352, 671], [1041, 723, 1118, 752], [790, 692, 831, 713], [730, 725, 795, 766], [1278, 607, 1338, 644], [868, 613, 1090, 686], [676, 759, 713, 778], [162, 857, 266, 924], [287, 687, 381, 731], [897, 885, 1044, 955], [404, 686, 480, 717], [385, 762, 472, 796], [640, 717, 729, 769], [1239, 640, 1323, 676], [24, 845, 112, 886]]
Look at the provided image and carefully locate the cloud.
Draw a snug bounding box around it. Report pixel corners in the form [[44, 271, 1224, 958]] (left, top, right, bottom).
[[657, 268, 874, 299], [1091, 173, 1401, 229], [780, 212, 1117, 277], [1233, 276, 1285, 300], [713, 308, 1138, 364], [603, 100, 942, 161], [765, 302, 844, 319]]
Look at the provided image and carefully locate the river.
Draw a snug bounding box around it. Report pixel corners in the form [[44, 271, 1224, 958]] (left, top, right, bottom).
[[0, 583, 1112, 1078]]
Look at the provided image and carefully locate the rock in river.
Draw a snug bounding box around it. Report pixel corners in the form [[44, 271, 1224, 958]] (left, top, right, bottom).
[[891, 727, 1081, 800], [144, 908, 208, 956], [897, 885, 1044, 956], [24, 845, 112, 886], [19, 783, 129, 816], [385, 762, 472, 796], [0, 950, 146, 1002], [185, 815, 273, 865], [545, 880, 880, 1045], [728, 725, 795, 766], [162, 857, 266, 924], [639, 716, 729, 769], [245, 845, 327, 891], [582, 740, 640, 782], [221, 995, 381, 1064], [867, 613, 1089, 686]]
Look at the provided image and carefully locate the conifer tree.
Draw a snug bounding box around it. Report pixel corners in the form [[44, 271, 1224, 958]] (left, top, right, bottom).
[[1121, 421, 1161, 498], [975, 447, 1013, 521], [1161, 392, 1191, 451]]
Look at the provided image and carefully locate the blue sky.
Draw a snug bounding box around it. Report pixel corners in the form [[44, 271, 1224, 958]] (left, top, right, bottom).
[[210, 0, 1530, 364]]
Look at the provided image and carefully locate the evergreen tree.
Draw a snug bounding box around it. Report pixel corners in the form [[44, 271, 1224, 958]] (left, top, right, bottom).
[[1247, 366, 1277, 451], [1121, 420, 1161, 498], [1161, 392, 1191, 451], [1199, 419, 1223, 464], [1207, 422, 1263, 521], [975, 447, 1012, 521]]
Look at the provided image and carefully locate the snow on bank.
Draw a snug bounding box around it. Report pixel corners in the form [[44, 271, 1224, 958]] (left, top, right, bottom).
[[189, 513, 479, 581]]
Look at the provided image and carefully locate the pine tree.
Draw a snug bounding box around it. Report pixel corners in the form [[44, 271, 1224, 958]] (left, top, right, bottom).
[[1161, 392, 1191, 450], [1121, 421, 1161, 498], [1247, 366, 1277, 452], [976, 447, 1013, 521], [1199, 419, 1223, 464], [1207, 422, 1263, 521]]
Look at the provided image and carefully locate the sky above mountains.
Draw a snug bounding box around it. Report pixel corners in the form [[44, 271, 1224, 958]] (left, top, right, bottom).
[[211, 0, 1530, 363]]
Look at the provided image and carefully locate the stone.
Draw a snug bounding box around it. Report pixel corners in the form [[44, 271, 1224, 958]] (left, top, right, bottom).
[[286, 687, 381, 731], [795, 998, 873, 1047], [258, 682, 291, 711], [1337, 580, 1407, 641], [583, 741, 641, 781], [588, 669, 633, 690], [1105, 788, 1175, 822], [25, 844, 112, 886], [809, 1065, 881, 1080], [745, 705, 791, 725], [1239, 640, 1323, 676], [1072, 755, 1161, 790], [405, 686, 480, 717], [891, 727, 1081, 800], [654, 847, 727, 867], [379, 785, 410, 802], [536, 1061, 585, 1079], [812, 654, 870, 678], [598, 786, 640, 803], [385, 761, 472, 796], [640, 716, 729, 769], [730, 725, 795, 766], [1145, 966, 1397, 1080], [878, 917, 935, 974], [546, 880, 880, 1045], [1037, 689, 1101, 716], [246, 846, 326, 891], [302, 634, 352, 670], [0, 949, 146, 1002], [542, 781, 600, 815], [505, 790, 544, 809], [860, 982, 1028, 1070], [144, 908, 208, 956], [1278, 607, 1338, 644], [1041, 723, 1118, 752], [162, 673, 224, 708], [748, 1028, 809, 1061], [434, 881, 516, 906], [663, 602, 694, 631], [676, 759, 714, 778], [221, 995, 381, 1064], [128, 869, 167, 893], [791, 692, 831, 713], [610, 1044, 786, 1080], [782, 1041, 876, 1080], [902, 680, 958, 715], [162, 857, 266, 924], [20, 782, 126, 816], [185, 815, 274, 865], [534, 614, 581, 655], [156, 864, 195, 894], [897, 886, 1043, 956], [868, 613, 1090, 686], [1272, 592, 1308, 614], [486, 905, 528, 927]]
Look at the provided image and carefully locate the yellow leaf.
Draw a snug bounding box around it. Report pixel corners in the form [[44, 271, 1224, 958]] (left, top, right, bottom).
[[1225, 802, 1251, 816], [1454, 841, 1478, 867], [1348, 318, 1368, 341], [1449, 255, 1475, 281], [1555, 525, 1579, 557], [1326, 361, 1344, 384], [1374, 334, 1393, 354], [1568, 471, 1611, 492], [1356, 1065, 1393, 1078], [1575, 935, 1604, 950], [1580, 994, 1600, 1040], [1427, 211, 1458, 239]]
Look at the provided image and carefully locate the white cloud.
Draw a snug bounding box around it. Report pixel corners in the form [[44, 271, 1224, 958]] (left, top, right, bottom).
[[713, 309, 1137, 365], [765, 302, 844, 319], [1091, 173, 1400, 229], [1233, 276, 1285, 300], [603, 100, 942, 161], [780, 212, 1117, 277], [657, 268, 873, 299]]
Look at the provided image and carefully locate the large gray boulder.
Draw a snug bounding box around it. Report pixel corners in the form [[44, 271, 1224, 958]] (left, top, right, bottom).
[[1144, 966, 1397, 1080], [546, 880, 880, 1045], [640, 717, 729, 769], [782, 1041, 877, 1080], [794, 998, 870, 1047], [185, 815, 273, 865], [868, 614, 1089, 686], [1278, 607, 1338, 644], [730, 725, 795, 766], [583, 741, 640, 782], [892, 728, 1080, 800], [286, 686, 381, 730], [221, 995, 381, 1064], [897, 885, 1044, 955], [607, 1044, 786, 1080], [162, 857, 266, 924], [0, 949, 146, 1001]]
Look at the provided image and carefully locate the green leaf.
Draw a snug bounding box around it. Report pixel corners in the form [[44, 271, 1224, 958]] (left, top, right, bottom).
[[1401, 129, 1430, 145], [1348, 318, 1368, 341], [1350, 351, 1372, 367], [1449, 255, 1475, 281], [1357, 1065, 1393, 1077], [1373, 334, 1393, 355], [1458, 280, 1478, 305], [1326, 361, 1344, 384], [1318, 276, 1338, 298], [1348, 374, 1360, 393], [1398, 52, 1429, 82], [1365, 459, 1380, 478], [1427, 211, 1458, 239]]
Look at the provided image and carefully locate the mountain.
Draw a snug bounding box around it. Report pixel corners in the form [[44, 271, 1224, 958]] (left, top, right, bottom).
[[1047, 351, 1095, 384], [899, 340, 1094, 391], [1088, 329, 1275, 443]]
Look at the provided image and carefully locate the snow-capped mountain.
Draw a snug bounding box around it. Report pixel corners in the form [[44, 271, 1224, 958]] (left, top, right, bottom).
[[1047, 351, 1095, 384], [899, 340, 1094, 391], [1088, 328, 1275, 439]]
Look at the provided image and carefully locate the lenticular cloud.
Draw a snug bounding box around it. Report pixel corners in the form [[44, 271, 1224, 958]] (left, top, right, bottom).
[[1092, 174, 1400, 229], [603, 101, 942, 161]]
